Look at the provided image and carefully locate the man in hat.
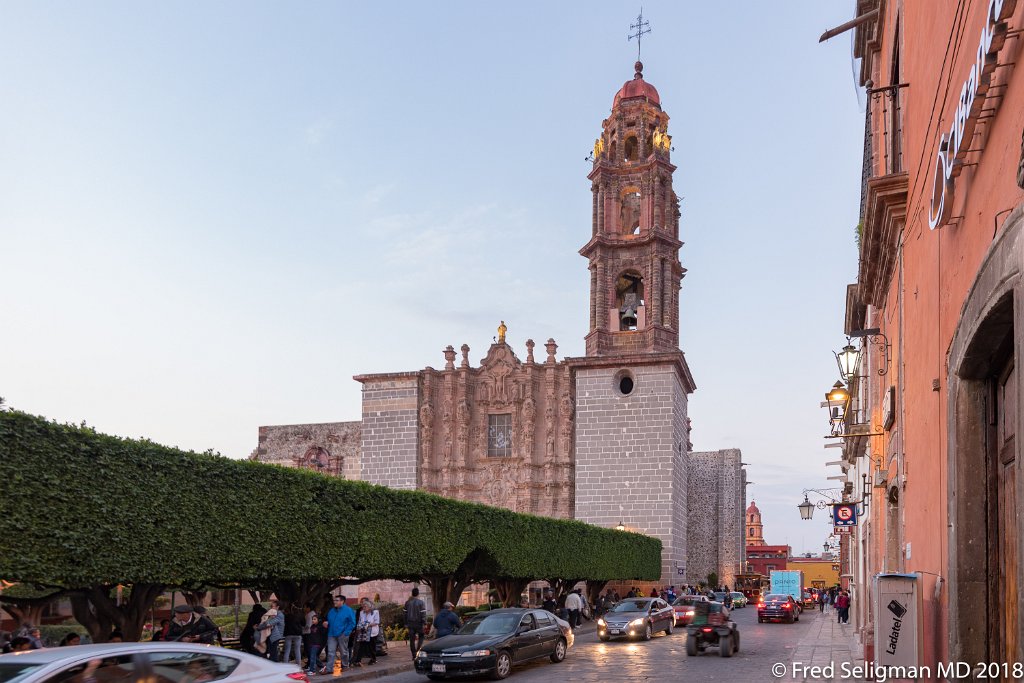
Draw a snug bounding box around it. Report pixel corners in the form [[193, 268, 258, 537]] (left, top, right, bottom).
[[167, 604, 218, 644], [431, 602, 462, 639]]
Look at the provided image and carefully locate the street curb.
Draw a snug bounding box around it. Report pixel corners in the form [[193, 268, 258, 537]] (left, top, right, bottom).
[[309, 656, 414, 682]]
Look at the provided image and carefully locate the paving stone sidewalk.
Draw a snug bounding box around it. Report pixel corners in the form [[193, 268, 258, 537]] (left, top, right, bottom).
[[785, 612, 865, 682]]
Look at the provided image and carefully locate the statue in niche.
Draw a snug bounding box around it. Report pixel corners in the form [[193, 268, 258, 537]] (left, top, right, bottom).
[[521, 395, 536, 453], [420, 401, 435, 462], [559, 393, 574, 455], [456, 398, 470, 450]]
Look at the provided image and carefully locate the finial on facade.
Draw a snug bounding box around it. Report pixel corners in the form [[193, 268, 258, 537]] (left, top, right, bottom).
[[634, 61, 644, 79], [443, 345, 456, 370], [525, 339, 535, 364], [460, 344, 470, 368], [497, 320, 507, 344], [545, 338, 558, 364]]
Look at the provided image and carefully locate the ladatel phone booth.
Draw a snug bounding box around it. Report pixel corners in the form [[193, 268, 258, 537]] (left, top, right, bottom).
[[873, 573, 922, 668]]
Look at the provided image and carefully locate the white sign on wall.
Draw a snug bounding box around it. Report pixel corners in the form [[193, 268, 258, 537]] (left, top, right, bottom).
[[928, 0, 1019, 229]]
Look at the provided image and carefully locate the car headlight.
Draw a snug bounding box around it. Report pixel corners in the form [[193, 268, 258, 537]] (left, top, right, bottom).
[[416, 651, 428, 659], [597, 618, 605, 626], [460, 650, 491, 658], [630, 618, 645, 626]]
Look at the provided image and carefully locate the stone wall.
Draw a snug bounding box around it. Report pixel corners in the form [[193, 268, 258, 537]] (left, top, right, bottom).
[[252, 421, 361, 480], [573, 362, 689, 582], [356, 374, 419, 489], [687, 449, 745, 586]]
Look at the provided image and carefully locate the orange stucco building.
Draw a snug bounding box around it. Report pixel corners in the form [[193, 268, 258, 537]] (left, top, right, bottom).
[[831, 0, 1024, 670]]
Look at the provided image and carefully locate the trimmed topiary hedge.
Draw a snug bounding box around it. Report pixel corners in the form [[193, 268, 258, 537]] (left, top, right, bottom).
[[0, 410, 660, 588]]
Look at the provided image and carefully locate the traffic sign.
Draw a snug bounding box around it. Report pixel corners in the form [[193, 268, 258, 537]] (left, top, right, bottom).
[[832, 503, 858, 527]]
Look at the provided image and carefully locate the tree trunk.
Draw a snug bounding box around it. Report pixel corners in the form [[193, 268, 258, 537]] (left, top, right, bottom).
[[585, 580, 608, 609], [69, 583, 166, 642], [491, 579, 530, 607], [270, 579, 345, 614], [422, 575, 476, 614], [180, 590, 208, 609], [544, 578, 582, 603], [246, 589, 274, 605], [2, 603, 46, 632]]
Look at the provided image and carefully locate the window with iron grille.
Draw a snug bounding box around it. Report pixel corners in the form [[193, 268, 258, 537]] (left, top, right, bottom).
[[487, 413, 513, 457]]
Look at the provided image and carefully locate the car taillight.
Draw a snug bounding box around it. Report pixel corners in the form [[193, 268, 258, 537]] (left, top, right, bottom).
[[782, 603, 791, 610], [702, 627, 713, 632], [287, 674, 309, 683]]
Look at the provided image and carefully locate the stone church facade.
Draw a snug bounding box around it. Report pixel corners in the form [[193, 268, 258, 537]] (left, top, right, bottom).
[[253, 61, 746, 586]]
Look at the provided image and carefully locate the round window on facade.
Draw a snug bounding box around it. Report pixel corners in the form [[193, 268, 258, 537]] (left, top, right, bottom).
[[614, 370, 635, 396]]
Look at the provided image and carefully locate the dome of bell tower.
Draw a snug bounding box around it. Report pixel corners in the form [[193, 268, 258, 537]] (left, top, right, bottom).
[[613, 61, 661, 108]]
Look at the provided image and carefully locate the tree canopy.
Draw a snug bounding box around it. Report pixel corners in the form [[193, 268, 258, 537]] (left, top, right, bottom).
[[0, 410, 661, 590]]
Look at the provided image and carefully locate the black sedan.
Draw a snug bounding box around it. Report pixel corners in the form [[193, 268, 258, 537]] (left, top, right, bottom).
[[757, 593, 800, 623], [596, 598, 674, 641], [414, 608, 572, 680]]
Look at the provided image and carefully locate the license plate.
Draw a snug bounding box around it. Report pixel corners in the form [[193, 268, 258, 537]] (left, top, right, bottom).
[[431, 664, 446, 673], [610, 629, 621, 634]]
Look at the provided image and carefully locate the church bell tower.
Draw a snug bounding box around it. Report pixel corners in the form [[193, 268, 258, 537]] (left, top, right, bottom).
[[581, 60, 684, 357], [571, 59, 695, 585]]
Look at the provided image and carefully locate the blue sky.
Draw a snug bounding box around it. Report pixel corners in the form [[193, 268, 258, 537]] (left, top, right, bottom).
[[1, 1, 862, 554]]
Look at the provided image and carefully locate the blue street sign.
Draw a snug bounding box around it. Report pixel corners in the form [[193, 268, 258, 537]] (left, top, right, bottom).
[[832, 503, 858, 527]]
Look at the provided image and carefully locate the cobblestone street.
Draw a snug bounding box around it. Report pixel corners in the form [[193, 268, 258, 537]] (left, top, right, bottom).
[[357, 607, 845, 683]]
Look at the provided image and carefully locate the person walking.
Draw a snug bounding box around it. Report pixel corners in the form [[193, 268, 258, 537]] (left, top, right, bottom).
[[431, 602, 462, 639], [403, 587, 427, 660], [564, 589, 583, 631], [282, 607, 304, 669], [323, 594, 355, 674], [835, 590, 851, 624], [542, 591, 557, 614], [255, 599, 285, 661], [352, 600, 379, 667]]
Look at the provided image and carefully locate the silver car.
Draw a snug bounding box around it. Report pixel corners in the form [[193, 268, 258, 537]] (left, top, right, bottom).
[[596, 598, 675, 641], [0, 642, 306, 683]]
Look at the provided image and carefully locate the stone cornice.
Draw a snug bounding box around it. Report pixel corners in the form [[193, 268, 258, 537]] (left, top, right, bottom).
[[579, 230, 683, 259], [588, 157, 677, 181], [353, 371, 421, 384], [858, 171, 908, 307], [564, 350, 696, 395]]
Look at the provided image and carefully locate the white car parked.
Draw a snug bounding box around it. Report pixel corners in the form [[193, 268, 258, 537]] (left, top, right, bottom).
[[0, 642, 307, 683]]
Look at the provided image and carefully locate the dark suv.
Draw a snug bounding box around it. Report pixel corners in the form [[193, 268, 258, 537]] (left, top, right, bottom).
[[757, 594, 800, 623]]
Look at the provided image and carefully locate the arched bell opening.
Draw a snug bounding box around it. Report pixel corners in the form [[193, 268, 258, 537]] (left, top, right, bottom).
[[624, 135, 638, 161], [615, 271, 645, 331]]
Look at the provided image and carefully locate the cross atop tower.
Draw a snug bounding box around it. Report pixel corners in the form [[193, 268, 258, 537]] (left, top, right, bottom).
[[628, 8, 651, 60]]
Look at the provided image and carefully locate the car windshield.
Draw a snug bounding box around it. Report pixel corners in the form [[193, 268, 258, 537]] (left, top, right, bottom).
[[610, 600, 651, 612], [731, 593, 744, 598], [672, 597, 698, 606], [764, 594, 789, 602], [459, 613, 518, 635], [0, 664, 43, 683]]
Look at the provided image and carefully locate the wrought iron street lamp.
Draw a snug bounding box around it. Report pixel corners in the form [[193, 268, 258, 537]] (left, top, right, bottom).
[[798, 495, 814, 520], [615, 521, 625, 531], [826, 382, 850, 403], [835, 342, 860, 381]]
